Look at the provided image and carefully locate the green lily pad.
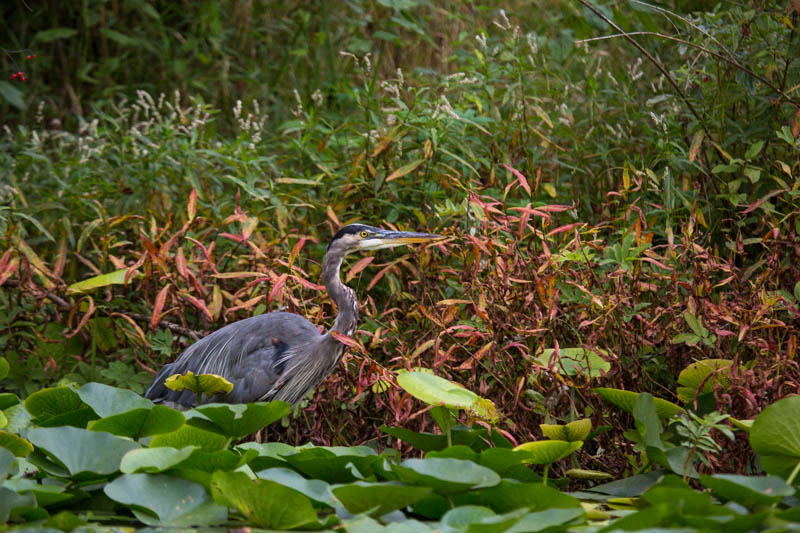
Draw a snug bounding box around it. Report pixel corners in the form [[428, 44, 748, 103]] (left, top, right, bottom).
[[190, 401, 290, 439], [0, 487, 36, 523], [237, 441, 295, 471], [426, 445, 480, 462], [165, 371, 233, 397], [24, 386, 98, 427], [535, 347, 610, 378], [700, 474, 794, 506], [333, 482, 433, 517], [120, 446, 198, 473], [256, 467, 335, 507], [3, 479, 71, 507], [76, 382, 153, 417], [0, 393, 20, 411], [468, 480, 582, 513], [749, 395, 800, 479], [27, 426, 140, 480], [513, 440, 582, 464], [393, 457, 501, 495], [440, 505, 496, 529], [3, 403, 31, 434], [210, 470, 317, 530], [87, 405, 185, 438], [396, 371, 499, 422], [540, 419, 591, 442], [282, 446, 379, 483], [507, 508, 586, 532], [176, 448, 258, 472], [594, 387, 683, 418], [676, 359, 734, 404], [0, 430, 33, 457], [149, 424, 228, 452], [105, 473, 227, 526]]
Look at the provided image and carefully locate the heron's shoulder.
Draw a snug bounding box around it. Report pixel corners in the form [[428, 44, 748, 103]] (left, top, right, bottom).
[[228, 312, 321, 336]]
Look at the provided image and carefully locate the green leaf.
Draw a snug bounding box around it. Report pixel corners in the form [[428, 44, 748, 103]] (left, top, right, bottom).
[[0, 430, 33, 457], [0, 392, 20, 410], [594, 387, 683, 418], [237, 441, 295, 471], [749, 395, 800, 479], [210, 471, 317, 530], [76, 382, 152, 416], [535, 348, 610, 378], [105, 473, 227, 526], [513, 440, 582, 464], [676, 359, 734, 404], [540, 419, 591, 442], [0, 82, 24, 110], [469, 480, 582, 513], [120, 446, 197, 473], [0, 487, 36, 523], [88, 405, 185, 438], [67, 268, 130, 292], [396, 371, 498, 422], [745, 140, 765, 160], [507, 508, 586, 532], [149, 424, 228, 452], [165, 371, 233, 397], [190, 401, 289, 439], [24, 386, 98, 427], [0, 357, 9, 380], [283, 446, 379, 483], [565, 468, 613, 480], [332, 481, 432, 516], [175, 448, 257, 472], [393, 457, 500, 495], [633, 393, 665, 450], [27, 426, 140, 479], [255, 467, 334, 507], [440, 505, 496, 529], [33, 28, 78, 42], [700, 474, 794, 506]]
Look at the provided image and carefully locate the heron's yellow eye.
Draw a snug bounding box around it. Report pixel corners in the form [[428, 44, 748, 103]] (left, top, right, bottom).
[[360, 231, 368, 237]]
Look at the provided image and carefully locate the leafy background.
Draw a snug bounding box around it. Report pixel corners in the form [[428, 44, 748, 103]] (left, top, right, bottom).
[[1, 0, 799, 511]]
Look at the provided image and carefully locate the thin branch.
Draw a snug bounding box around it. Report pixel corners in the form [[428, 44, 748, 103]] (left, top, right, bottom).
[[576, 32, 798, 106]]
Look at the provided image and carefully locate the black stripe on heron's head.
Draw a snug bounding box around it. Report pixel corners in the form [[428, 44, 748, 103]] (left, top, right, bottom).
[[327, 224, 378, 250]]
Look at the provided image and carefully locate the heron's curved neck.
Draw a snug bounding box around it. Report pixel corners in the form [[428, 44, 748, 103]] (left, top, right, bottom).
[[321, 248, 359, 337]]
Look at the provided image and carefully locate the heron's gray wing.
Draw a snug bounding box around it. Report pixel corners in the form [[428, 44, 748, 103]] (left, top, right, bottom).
[[144, 312, 321, 408]]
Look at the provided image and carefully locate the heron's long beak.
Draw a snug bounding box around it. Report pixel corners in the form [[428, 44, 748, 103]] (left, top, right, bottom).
[[360, 230, 446, 250]]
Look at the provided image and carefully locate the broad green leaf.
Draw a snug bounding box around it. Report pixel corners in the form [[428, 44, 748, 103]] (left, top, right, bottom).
[[513, 440, 582, 464], [676, 359, 733, 404], [88, 405, 185, 438], [535, 348, 610, 378], [0, 357, 9, 380], [165, 371, 233, 397], [237, 441, 295, 471], [426, 445, 479, 462], [4, 478, 72, 507], [120, 446, 197, 473], [0, 411, 5, 429], [2, 404, 31, 434], [0, 392, 20, 410], [633, 393, 665, 450], [105, 473, 227, 526], [210, 471, 317, 530], [68, 268, 130, 292], [468, 480, 582, 513], [24, 385, 98, 427], [0, 430, 33, 457], [149, 424, 228, 452], [332, 481, 432, 516], [0, 446, 13, 477], [0, 81, 24, 110], [191, 401, 290, 439], [440, 505, 496, 529], [282, 446, 379, 483], [507, 508, 586, 532], [27, 426, 140, 479], [540, 419, 591, 442], [77, 382, 153, 417], [174, 448, 258, 472], [396, 371, 498, 422], [0, 487, 36, 523], [256, 467, 334, 507], [700, 474, 794, 506], [749, 395, 800, 479], [594, 387, 683, 418], [587, 471, 662, 497], [393, 457, 500, 495], [745, 140, 765, 160]]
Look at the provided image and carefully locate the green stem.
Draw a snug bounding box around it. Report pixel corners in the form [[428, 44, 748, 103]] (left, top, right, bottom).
[[786, 459, 800, 486], [542, 464, 549, 486]]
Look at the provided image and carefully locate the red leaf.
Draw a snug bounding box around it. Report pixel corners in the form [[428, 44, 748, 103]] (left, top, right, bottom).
[[151, 285, 170, 328], [268, 273, 288, 304], [183, 293, 213, 321], [346, 256, 374, 282], [502, 164, 532, 196], [187, 188, 197, 221], [65, 297, 95, 339]]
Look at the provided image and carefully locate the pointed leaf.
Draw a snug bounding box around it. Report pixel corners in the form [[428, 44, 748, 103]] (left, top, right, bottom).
[[513, 440, 582, 464]]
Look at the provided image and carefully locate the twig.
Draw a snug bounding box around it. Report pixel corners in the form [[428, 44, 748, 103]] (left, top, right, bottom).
[[575, 32, 798, 106]]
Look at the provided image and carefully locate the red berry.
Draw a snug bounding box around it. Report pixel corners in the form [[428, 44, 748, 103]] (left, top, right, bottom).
[[26, 55, 30, 60], [33, 54, 37, 58]]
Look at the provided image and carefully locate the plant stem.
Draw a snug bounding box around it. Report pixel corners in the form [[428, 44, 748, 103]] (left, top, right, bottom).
[[542, 464, 549, 486]]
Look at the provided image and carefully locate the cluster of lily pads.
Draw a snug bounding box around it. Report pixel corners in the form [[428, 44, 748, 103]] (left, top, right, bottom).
[[1, 358, 799, 531]]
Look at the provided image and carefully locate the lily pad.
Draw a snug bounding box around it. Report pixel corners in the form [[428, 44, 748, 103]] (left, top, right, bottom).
[[0, 430, 33, 457], [393, 457, 500, 495], [191, 401, 290, 439], [333, 481, 433, 516], [540, 419, 591, 442], [0, 392, 19, 411], [237, 441, 295, 471], [76, 382, 153, 417], [700, 474, 794, 506], [594, 387, 683, 418], [88, 405, 185, 438], [749, 395, 800, 479], [210, 470, 317, 530], [27, 426, 140, 480], [676, 359, 733, 404], [120, 446, 198, 473], [513, 440, 582, 464], [396, 371, 499, 422], [105, 473, 227, 526], [24, 386, 97, 427], [468, 480, 582, 513], [175, 448, 258, 472], [256, 467, 335, 507], [149, 424, 228, 452], [165, 371, 233, 397], [282, 446, 379, 483]]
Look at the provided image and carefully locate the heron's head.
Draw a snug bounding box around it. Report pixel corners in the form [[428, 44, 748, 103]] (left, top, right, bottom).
[[328, 224, 445, 255]]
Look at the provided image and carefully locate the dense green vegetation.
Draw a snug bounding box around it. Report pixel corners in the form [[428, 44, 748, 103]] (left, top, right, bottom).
[[2, 0, 799, 529]]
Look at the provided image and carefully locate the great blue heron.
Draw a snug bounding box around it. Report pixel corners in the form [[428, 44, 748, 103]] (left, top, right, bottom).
[[144, 223, 444, 408]]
